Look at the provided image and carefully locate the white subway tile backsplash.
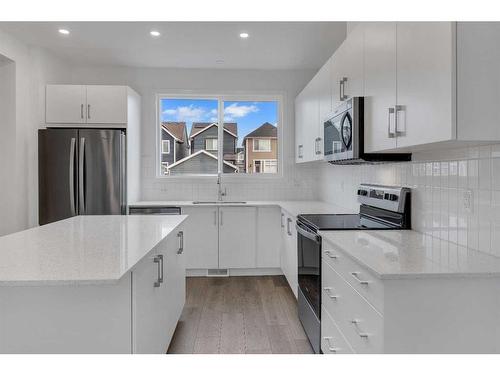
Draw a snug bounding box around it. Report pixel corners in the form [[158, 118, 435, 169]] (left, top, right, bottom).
[[317, 144, 500, 258]]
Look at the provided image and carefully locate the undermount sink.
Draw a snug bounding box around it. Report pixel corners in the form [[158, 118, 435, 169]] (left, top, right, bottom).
[[192, 201, 247, 204]]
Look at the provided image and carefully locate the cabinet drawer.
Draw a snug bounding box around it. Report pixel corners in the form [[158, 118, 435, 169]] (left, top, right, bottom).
[[321, 307, 354, 354], [322, 238, 384, 314], [322, 261, 383, 353]]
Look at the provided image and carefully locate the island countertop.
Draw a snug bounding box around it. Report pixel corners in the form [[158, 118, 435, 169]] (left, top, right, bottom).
[[0, 215, 187, 286]]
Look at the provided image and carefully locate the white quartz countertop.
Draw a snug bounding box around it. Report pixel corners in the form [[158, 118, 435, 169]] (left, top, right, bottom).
[[130, 200, 354, 218], [320, 229, 500, 279], [0, 215, 187, 286]]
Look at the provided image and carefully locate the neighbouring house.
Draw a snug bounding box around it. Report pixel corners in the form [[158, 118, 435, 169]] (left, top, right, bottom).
[[189, 122, 238, 163], [167, 150, 239, 176], [160, 122, 189, 175], [235, 147, 245, 173], [243, 122, 278, 173]]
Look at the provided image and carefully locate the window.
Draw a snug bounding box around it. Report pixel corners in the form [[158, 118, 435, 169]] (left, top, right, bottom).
[[253, 159, 278, 174], [158, 95, 279, 176], [161, 140, 170, 154], [253, 139, 271, 152], [205, 138, 218, 151]]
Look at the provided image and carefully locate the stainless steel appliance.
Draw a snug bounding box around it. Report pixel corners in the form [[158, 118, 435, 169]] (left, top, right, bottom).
[[296, 184, 411, 353], [38, 128, 126, 225], [323, 97, 411, 164], [128, 206, 181, 215]]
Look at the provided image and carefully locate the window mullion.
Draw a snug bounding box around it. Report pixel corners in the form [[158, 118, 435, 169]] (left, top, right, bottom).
[[217, 98, 223, 174]]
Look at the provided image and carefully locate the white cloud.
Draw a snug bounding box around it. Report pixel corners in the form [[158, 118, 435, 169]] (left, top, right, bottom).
[[162, 105, 210, 122], [224, 103, 259, 120]]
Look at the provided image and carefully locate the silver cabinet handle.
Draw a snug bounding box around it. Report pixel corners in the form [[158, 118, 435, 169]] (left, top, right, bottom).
[[324, 337, 341, 353], [287, 218, 292, 236], [281, 213, 285, 228], [395, 105, 405, 135], [339, 79, 343, 102], [316, 137, 322, 155], [78, 137, 86, 214], [350, 319, 369, 338], [341, 77, 348, 100], [177, 231, 184, 254], [323, 287, 339, 300], [351, 271, 370, 285], [153, 254, 163, 287], [387, 107, 395, 138], [69, 138, 76, 216], [324, 250, 338, 259], [298, 144, 303, 159], [80, 104, 84, 120], [87, 104, 91, 119]]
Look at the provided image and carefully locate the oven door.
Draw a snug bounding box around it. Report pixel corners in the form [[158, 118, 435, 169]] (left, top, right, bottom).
[[296, 222, 321, 318]]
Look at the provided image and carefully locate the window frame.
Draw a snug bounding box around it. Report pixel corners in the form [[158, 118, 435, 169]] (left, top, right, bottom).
[[156, 91, 284, 180], [161, 139, 171, 154], [253, 138, 272, 152], [253, 159, 278, 174], [205, 138, 218, 151]]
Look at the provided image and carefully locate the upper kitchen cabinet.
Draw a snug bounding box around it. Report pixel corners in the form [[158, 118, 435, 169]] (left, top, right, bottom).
[[363, 22, 398, 152], [46, 84, 136, 127], [295, 73, 319, 163], [395, 22, 454, 148], [331, 24, 364, 110]]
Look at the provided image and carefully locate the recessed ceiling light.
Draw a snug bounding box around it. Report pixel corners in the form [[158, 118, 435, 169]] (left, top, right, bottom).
[[58, 29, 70, 35], [150, 30, 161, 37], [216, 59, 225, 64], [239, 32, 249, 39]]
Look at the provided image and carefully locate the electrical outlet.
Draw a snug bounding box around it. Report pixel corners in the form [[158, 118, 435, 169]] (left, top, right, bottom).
[[463, 190, 473, 214]]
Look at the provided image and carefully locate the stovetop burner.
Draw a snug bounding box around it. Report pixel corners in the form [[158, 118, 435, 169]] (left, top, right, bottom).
[[297, 214, 365, 231]]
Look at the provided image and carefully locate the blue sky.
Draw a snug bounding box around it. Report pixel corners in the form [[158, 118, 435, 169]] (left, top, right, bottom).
[[161, 98, 278, 147]]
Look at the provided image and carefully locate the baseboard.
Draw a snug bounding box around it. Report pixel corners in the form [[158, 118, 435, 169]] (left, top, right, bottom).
[[186, 268, 283, 277]]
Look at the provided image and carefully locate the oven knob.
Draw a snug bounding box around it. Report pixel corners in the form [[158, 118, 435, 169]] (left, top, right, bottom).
[[357, 189, 368, 196], [384, 193, 399, 201]]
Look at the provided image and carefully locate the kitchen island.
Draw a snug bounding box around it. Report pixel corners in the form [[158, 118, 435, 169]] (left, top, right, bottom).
[[0, 215, 187, 353]]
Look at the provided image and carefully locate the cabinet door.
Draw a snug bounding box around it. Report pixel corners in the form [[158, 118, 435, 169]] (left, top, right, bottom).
[[132, 249, 165, 354], [282, 212, 298, 298], [363, 22, 398, 152], [336, 25, 364, 100], [295, 91, 306, 163], [295, 80, 318, 163], [181, 206, 219, 269], [256, 207, 281, 268], [159, 227, 186, 350], [86, 85, 128, 124], [46, 85, 86, 124], [395, 22, 454, 148], [316, 58, 332, 159], [331, 55, 343, 111], [219, 206, 257, 269]]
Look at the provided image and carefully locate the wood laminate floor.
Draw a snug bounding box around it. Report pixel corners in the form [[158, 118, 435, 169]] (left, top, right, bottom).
[[167, 276, 314, 354]]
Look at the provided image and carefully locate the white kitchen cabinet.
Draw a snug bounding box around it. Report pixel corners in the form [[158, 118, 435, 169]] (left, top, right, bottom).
[[46, 84, 132, 126], [86, 85, 128, 124], [256, 207, 281, 268], [46, 85, 86, 124], [294, 90, 306, 163], [316, 58, 331, 160], [294, 77, 318, 163], [395, 22, 454, 148], [280, 209, 297, 298], [363, 22, 398, 152], [133, 226, 186, 354], [219, 206, 257, 269], [182, 206, 219, 269]]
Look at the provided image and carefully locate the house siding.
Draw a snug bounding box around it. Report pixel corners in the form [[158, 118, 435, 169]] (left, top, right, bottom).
[[168, 152, 236, 175], [245, 138, 278, 173], [191, 126, 237, 157], [161, 129, 175, 165]]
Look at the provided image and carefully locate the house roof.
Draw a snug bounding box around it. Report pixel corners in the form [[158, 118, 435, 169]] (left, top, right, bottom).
[[167, 150, 239, 171], [162, 122, 187, 143], [243, 122, 277, 141], [189, 122, 238, 138]]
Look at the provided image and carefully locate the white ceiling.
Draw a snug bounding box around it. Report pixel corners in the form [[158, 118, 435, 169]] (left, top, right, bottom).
[[0, 22, 346, 70]]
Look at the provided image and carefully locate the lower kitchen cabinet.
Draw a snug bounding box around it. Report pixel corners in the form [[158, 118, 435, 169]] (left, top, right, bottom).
[[256, 206, 281, 268], [219, 206, 257, 269], [133, 227, 186, 354], [321, 236, 500, 353], [182, 206, 219, 269], [280, 209, 298, 298]]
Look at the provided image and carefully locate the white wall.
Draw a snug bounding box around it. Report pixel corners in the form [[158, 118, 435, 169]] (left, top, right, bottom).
[[68, 65, 318, 201], [0, 29, 71, 235], [316, 145, 500, 257]]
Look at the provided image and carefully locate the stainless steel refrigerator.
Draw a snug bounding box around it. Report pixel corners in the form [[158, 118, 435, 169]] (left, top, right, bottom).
[[38, 128, 126, 225]]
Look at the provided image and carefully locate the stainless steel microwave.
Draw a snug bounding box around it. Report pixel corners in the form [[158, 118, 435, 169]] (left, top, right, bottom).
[[323, 97, 411, 164]]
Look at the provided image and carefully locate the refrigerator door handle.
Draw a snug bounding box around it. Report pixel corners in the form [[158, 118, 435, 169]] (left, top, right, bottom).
[[79, 137, 86, 214], [120, 132, 127, 214], [69, 138, 76, 216]]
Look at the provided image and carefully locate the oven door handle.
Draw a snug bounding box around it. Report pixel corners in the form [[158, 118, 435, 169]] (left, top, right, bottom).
[[296, 224, 321, 244]]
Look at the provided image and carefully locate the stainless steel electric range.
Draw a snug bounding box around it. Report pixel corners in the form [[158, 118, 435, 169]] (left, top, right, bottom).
[[296, 184, 411, 353]]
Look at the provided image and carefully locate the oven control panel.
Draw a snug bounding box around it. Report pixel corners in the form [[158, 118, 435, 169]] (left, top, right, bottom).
[[357, 184, 410, 213]]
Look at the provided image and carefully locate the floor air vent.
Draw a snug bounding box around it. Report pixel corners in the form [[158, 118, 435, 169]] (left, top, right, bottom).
[[207, 269, 229, 277]]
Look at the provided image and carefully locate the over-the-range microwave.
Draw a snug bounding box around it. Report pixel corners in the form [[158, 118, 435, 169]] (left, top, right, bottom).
[[323, 97, 411, 164]]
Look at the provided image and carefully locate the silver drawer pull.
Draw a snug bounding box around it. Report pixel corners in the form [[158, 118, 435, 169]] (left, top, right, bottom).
[[324, 337, 341, 353], [351, 271, 370, 285], [324, 250, 338, 259], [350, 319, 369, 339], [323, 287, 339, 300]]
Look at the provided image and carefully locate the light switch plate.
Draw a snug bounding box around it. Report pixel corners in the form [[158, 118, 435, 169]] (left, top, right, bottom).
[[463, 190, 473, 214]]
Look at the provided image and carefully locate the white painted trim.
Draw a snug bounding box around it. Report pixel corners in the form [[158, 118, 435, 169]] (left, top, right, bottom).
[[166, 149, 238, 171], [253, 159, 278, 173], [161, 139, 170, 154], [252, 138, 272, 152], [204, 137, 218, 151], [190, 122, 238, 139]]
